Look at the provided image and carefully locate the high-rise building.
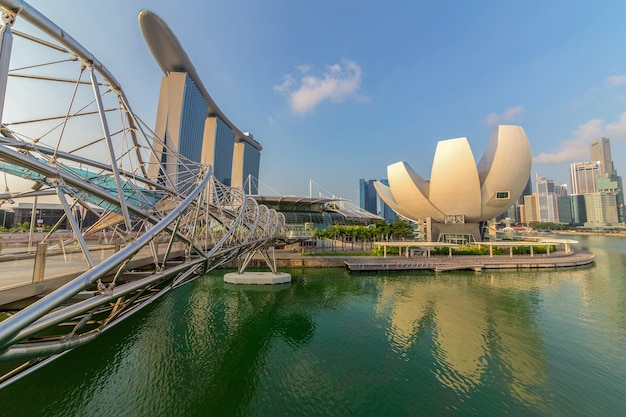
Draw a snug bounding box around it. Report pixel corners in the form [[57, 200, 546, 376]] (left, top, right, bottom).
[[536, 175, 559, 222], [360, 178, 397, 224], [590, 137, 614, 175], [150, 72, 208, 187], [140, 10, 262, 193], [596, 172, 624, 223], [523, 194, 538, 223], [570, 161, 600, 195], [378, 179, 398, 224], [570, 195, 587, 225], [231, 132, 261, 194], [518, 176, 533, 204], [359, 179, 378, 215], [557, 196, 573, 224], [584, 193, 619, 227]]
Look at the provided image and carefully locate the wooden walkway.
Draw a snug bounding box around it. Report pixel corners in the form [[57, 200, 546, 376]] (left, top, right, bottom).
[[344, 251, 596, 273]]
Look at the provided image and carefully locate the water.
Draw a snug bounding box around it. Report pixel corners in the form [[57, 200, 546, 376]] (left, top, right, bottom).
[[1, 235, 625, 417]]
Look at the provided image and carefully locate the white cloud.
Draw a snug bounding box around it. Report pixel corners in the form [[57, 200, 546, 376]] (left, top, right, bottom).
[[274, 59, 367, 114], [482, 105, 524, 126], [533, 114, 626, 165], [605, 111, 626, 137], [606, 74, 626, 88]]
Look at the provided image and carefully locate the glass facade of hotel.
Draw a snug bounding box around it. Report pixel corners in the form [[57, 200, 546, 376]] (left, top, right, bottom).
[[241, 142, 261, 194], [177, 75, 208, 186], [212, 117, 235, 186]]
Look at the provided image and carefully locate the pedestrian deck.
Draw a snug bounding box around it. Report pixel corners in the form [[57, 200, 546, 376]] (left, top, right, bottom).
[[0, 240, 187, 309], [344, 251, 595, 272]]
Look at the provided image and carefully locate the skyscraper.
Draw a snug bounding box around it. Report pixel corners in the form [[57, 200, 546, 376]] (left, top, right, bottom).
[[360, 178, 397, 223], [570, 161, 600, 195], [232, 133, 261, 195], [596, 172, 624, 223], [536, 175, 559, 222], [590, 137, 614, 174], [359, 179, 378, 215], [584, 193, 619, 227], [570, 195, 587, 225], [150, 72, 207, 188], [378, 179, 398, 223], [523, 194, 538, 222], [140, 10, 262, 193], [518, 176, 533, 204]]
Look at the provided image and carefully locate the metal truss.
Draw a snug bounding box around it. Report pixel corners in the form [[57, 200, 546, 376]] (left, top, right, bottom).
[[0, 1, 290, 388]]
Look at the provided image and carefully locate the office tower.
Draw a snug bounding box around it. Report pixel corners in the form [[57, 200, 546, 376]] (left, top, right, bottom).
[[584, 193, 619, 227], [570, 161, 600, 195], [596, 173, 624, 223], [518, 176, 532, 204], [536, 175, 559, 222], [570, 195, 587, 225], [557, 196, 573, 224], [378, 179, 398, 223], [360, 179, 397, 223], [359, 179, 378, 214], [590, 137, 614, 174], [523, 194, 538, 222]]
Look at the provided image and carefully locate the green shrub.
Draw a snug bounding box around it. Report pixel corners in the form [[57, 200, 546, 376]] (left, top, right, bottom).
[[371, 246, 400, 256]]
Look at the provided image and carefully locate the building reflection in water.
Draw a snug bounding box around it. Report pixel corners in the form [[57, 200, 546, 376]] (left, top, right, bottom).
[[375, 274, 550, 405]]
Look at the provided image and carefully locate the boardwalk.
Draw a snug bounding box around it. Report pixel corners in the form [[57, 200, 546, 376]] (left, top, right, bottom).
[[344, 251, 595, 272]]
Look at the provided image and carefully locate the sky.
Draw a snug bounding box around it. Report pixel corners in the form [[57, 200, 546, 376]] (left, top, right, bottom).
[[6, 0, 626, 205]]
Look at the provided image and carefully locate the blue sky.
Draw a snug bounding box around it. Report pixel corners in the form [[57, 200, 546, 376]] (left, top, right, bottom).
[[13, 0, 626, 204]]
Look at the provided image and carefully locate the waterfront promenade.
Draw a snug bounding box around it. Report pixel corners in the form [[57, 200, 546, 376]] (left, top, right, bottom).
[[0, 237, 596, 309], [266, 249, 595, 271]]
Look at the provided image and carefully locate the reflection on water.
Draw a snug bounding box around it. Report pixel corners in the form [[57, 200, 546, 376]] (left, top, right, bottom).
[[0, 236, 625, 417], [376, 274, 549, 407]]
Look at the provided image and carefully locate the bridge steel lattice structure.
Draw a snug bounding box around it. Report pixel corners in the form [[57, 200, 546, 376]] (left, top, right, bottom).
[[0, 0, 291, 389]]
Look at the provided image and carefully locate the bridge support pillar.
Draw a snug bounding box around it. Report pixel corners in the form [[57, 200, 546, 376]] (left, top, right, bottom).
[[32, 242, 47, 283], [224, 247, 291, 285]]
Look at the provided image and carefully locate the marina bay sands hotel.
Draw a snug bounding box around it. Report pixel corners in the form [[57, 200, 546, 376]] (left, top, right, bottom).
[[139, 10, 262, 193]]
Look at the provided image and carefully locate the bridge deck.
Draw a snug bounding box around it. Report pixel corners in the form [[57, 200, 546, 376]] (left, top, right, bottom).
[[0, 240, 188, 309]]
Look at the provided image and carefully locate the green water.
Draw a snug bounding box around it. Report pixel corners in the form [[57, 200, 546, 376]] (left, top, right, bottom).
[[1, 235, 625, 417]]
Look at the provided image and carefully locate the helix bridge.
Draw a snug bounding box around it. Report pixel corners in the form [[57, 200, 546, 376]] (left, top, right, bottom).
[[0, 0, 292, 388]]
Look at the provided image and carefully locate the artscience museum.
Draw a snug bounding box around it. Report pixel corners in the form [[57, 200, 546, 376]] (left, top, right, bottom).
[[374, 125, 532, 243]]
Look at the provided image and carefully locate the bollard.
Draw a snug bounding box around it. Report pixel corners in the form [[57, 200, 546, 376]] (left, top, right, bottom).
[[32, 242, 48, 283]]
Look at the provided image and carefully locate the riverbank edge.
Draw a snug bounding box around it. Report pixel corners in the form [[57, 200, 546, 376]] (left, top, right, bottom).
[[221, 249, 596, 271]]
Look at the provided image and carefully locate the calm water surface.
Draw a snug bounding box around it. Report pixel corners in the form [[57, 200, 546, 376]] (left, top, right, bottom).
[[1, 235, 625, 417]]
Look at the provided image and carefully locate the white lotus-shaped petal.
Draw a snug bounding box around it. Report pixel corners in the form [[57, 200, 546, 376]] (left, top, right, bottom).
[[375, 125, 531, 223]]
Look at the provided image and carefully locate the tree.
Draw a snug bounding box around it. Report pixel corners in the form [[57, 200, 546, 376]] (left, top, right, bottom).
[[372, 219, 391, 241], [390, 219, 413, 240]]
